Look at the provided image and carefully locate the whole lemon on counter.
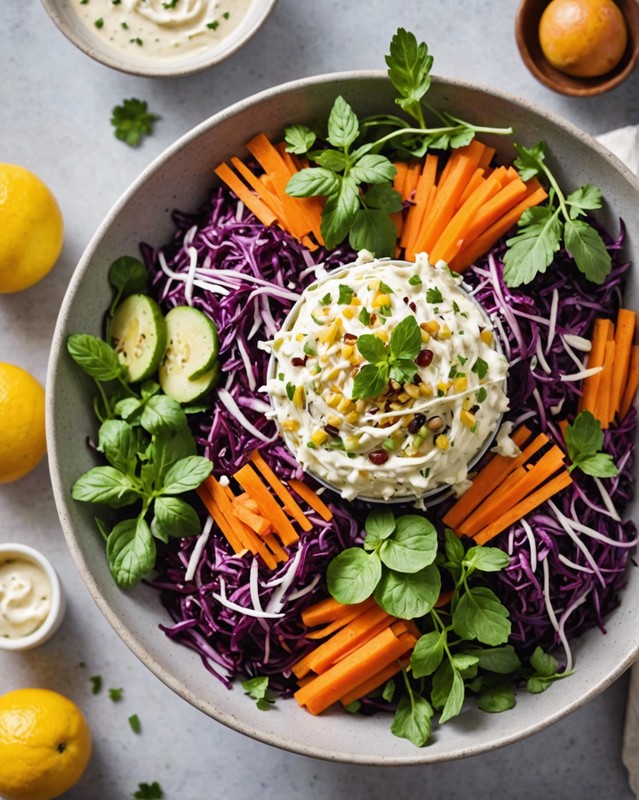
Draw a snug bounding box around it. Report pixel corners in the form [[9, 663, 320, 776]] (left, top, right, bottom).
[[539, 0, 628, 77], [0, 362, 47, 483], [0, 688, 92, 800], [0, 163, 64, 294]]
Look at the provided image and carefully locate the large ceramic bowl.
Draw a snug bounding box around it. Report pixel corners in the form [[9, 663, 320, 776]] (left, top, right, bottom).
[[47, 72, 639, 765]]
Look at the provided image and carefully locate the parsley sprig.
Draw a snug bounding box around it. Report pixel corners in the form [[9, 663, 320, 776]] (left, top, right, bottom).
[[285, 28, 512, 257], [111, 98, 159, 148], [351, 315, 421, 400], [503, 141, 611, 287]]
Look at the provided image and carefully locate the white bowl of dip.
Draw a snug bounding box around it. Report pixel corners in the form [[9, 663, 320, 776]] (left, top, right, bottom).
[[39, 0, 278, 77], [0, 543, 66, 651]]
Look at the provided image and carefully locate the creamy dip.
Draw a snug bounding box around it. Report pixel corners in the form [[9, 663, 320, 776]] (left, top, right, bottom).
[[266, 254, 509, 501], [72, 0, 253, 61], [0, 557, 52, 639]]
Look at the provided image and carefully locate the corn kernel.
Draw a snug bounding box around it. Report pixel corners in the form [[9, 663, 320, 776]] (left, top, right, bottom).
[[272, 338, 283, 351], [346, 411, 360, 424], [326, 393, 341, 408], [281, 419, 300, 432], [330, 384, 343, 395], [398, 392, 410, 403], [480, 330, 493, 345], [351, 352, 364, 365], [355, 400, 366, 413], [295, 332, 305, 342], [325, 366, 342, 382], [367, 280, 380, 292], [342, 307, 356, 320], [424, 320, 440, 335], [437, 380, 450, 394], [436, 434, 450, 450], [460, 410, 476, 427], [344, 435, 360, 451], [401, 414, 413, 428], [338, 397, 354, 413], [372, 292, 391, 308], [454, 375, 468, 393], [319, 321, 338, 344], [342, 344, 354, 359], [326, 414, 342, 428], [311, 429, 329, 446], [420, 329, 431, 344], [390, 402, 403, 411], [374, 329, 389, 343], [292, 386, 306, 409], [350, 297, 361, 306], [439, 324, 452, 340], [404, 383, 420, 399], [420, 382, 434, 397]]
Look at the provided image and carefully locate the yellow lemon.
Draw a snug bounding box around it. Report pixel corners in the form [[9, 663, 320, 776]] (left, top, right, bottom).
[[0, 363, 47, 483], [0, 688, 92, 800], [0, 164, 64, 294], [539, 0, 628, 78]]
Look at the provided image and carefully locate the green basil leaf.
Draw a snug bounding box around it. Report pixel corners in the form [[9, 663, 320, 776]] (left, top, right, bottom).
[[320, 176, 360, 250], [350, 154, 396, 185], [98, 419, 140, 475], [326, 95, 359, 149], [286, 167, 341, 198], [351, 363, 389, 401], [67, 333, 124, 382], [106, 517, 156, 588], [565, 409, 603, 460], [431, 659, 454, 710], [152, 496, 201, 539], [566, 183, 602, 219], [389, 315, 421, 360], [410, 630, 445, 678], [460, 645, 521, 674], [71, 466, 140, 507], [364, 509, 396, 550], [374, 563, 440, 619], [452, 654, 479, 671], [313, 149, 349, 172], [115, 396, 143, 422], [452, 586, 511, 646], [388, 358, 417, 384], [349, 208, 398, 259], [444, 527, 465, 568], [379, 514, 437, 573], [439, 666, 465, 724], [462, 545, 510, 573], [284, 123, 316, 154], [327, 548, 382, 604], [356, 333, 388, 364], [141, 379, 161, 399], [390, 689, 433, 747], [108, 256, 148, 296], [564, 218, 611, 284], [477, 684, 516, 713], [150, 427, 197, 481], [529, 646, 558, 677], [141, 394, 188, 434], [161, 455, 213, 495], [363, 183, 403, 213]]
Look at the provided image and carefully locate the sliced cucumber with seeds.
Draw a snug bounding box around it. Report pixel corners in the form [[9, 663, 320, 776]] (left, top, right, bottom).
[[159, 306, 220, 403], [111, 294, 167, 382]]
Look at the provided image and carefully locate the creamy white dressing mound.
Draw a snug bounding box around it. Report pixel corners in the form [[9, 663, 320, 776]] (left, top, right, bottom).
[[72, 0, 252, 61], [0, 557, 52, 639], [266, 254, 510, 501]]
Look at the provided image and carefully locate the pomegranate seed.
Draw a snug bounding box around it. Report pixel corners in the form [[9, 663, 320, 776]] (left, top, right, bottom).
[[368, 450, 389, 465], [291, 357, 307, 367], [416, 349, 434, 367]]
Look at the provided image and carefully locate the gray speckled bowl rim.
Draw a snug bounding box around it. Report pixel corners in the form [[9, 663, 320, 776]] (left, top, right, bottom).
[[38, 0, 278, 78], [47, 70, 639, 765]]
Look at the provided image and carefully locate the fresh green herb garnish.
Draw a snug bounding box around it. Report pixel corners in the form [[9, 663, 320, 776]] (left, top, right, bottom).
[[242, 676, 276, 710], [426, 287, 443, 304], [525, 647, 574, 693], [108, 687, 124, 702], [94, 17, 104, 28], [162, 0, 178, 7], [408, 274, 422, 286], [133, 781, 163, 799], [90, 675, 103, 694], [352, 315, 421, 399], [358, 307, 371, 326], [338, 284, 355, 304], [130, 37, 143, 45], [471, 357, 488, 380], [110, 98, 159, 147], [319, 292, 332, 305], [128, 714, 142, 733], [503, 141, 611, 287], [565, 410, 618, 477], [207, 20, 219, 30]]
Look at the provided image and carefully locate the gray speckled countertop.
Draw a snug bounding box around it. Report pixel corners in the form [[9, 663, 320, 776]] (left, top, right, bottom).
[[2, 0, 638, 797]]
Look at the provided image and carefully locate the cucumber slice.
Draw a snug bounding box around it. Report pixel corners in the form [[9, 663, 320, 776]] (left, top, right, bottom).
[[162, 306, 219, 380], [160, 357, 219, 404], [111, 294, 167, 382]]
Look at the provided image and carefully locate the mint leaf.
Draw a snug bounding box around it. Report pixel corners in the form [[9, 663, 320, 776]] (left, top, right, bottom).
[[363, 183, 403, 213], [352, 363, 390, 400], [439, 666, 465, 724], [108, 256, 148, 298], [67, 333, 124, 382], [320, 176, 360, 249], [350, 154, 396, 185], [284, 123, 316, 154], [98, 419, 140, 475], [462, 545, 510, 573], [106, 517, 156, 588], [326, 95, 359, 149], [574, 452, 619, 477], [356, 334, 388, 364], [327, 547, 382, 604], [565, 411, 617, 477], [161, 455, 213, 495], [564, 218, 611, 285], [389, 358, 418, 384], [350, 207, 398, 258], [477, 685, 516, 713], [71, 466, 140, 508], [314, 150, 349, 172], [389, 315, 421, 360], [140, 394, 187, 434], [444, 527, 465, 568], [152, 496, 200, 539], [530, 646, 558, 677], [460, 645, 521, 674], [286, 167, 340, 198], [391, 687, 433, 747]]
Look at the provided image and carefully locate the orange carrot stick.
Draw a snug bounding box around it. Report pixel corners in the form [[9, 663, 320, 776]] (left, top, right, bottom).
[[339, 660, 404, 706], [214, 163, 277, 227], [610, 309, 636, 420], [455, 166, 487, 210], [234, 463, 299, 547], [231, 500, 271, 537], [473, 470, 573, 545], [305, 603, 380, 640], [196, 484, 245, 554], [402, 161, 422, 202], [301, 596, 375, 628], [594, 339, 616, 428], [620, 344, 639, 419], [579, 318, 613, 414], [288, 479, 333, 521], [392, 161, 409, 197], [402, 153, 439, 258], [249, 450, 312, 531], [461, 173, 528, 245]]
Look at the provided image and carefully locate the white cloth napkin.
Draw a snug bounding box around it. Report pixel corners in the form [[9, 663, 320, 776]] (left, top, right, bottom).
[[594, 124, 639, 798]]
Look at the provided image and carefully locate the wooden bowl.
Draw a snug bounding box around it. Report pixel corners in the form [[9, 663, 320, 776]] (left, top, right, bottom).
[[515, 0, 639, 96]]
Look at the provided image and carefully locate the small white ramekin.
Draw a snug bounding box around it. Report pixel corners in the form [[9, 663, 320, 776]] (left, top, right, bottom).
[[0, 543, 66, 651]]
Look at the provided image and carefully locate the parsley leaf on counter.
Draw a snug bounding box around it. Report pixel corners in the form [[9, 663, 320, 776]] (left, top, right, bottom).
[[503, 141, 611, 288], [90, 675, 103, 694], [133, 782, 163, 799], [128, 713, 142, 733], [111, 98, 159, 148], [564, 410, 619, 478]]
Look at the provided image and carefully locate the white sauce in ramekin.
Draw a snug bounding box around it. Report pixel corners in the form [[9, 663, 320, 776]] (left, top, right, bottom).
[[0, 557, 52, 639], [265, 254, 509, 501], [71, 0, 252, 61]]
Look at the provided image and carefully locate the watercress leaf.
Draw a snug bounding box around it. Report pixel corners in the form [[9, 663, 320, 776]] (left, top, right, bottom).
[[161, 455, 213, 495], [98, 419, 139, 475], [389, 316, 421, 360], [527, 676, 550, 694], [382, 679, 396, 702], [106, 517, 156, 588], [349, 208, 398, 259], [327, 547, 382, 604], [107, 256, 148, 297], [460, 645, 522, 674], [141, 394, 188, 434], [452, 654, 479, 671], [566, 183, 603, 218], [71, 466, 139, 507], [502, 206, 563, 287], [141, 379, 161, 399], [313, 149, 350, 172], [364, 509, 396, 549], [326, 95, 359, 149], [529, 646, 558, 677], [390, 690, 433, 747], [356, 333, 388, 364], [444, 527, 465, 568], [320, 176, 360, 250], [513, 140, 546, 182], [150, 427, 197, 481], [477, 684, 516, 713], [350, 154, 397, 185], [115, 396, 143, 422], [439, 667, 465, 724], [152, 496, 200, 539], [363, 183, 403, 214], [352, 363, 389, 401], [431, 659, 454, 710], [284, 123, 316, 154], [385, 28, 432, 124], [410, 630, 445, 678], [67, 333, 124, 382], [462, 545, 510, 573], [564, 218, 611, 284], [379, 514, 437, 573], [574, 452, 619, 477], [286, 167, 341, 199], [388, 359, 418, 385], [374, 563, 441, 619], [452, 586, 511, 646]]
